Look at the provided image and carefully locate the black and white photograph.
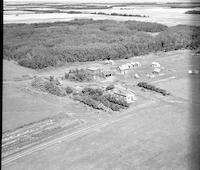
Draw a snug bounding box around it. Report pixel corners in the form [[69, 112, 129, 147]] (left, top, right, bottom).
[[2, 0, 200, 169]]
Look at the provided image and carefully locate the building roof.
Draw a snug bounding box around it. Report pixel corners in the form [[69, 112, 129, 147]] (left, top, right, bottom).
[[134, 73, 140, 78], [151, 62, 160, 67], [153, 68, 161, 73], [105, 59, 114, 63], [118, 64, 129, 71], [131, 61, 141, 66], [87, 67, 101, 71]]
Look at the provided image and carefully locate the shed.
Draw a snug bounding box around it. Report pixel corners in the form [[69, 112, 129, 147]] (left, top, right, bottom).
[[151, 62, 161, 68], [131, 62, 141, 68], [105, 60, 115, 65]]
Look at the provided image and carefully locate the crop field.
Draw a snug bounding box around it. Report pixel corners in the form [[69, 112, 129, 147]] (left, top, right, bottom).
[[2, 113, 82, 158]]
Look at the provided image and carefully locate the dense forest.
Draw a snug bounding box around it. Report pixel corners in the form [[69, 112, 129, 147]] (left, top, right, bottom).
[[3, 19, 200, 69]]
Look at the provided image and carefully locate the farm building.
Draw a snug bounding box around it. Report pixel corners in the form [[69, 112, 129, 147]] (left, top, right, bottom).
[[152, 68, 161, 74], [188, 69, 199, 75], [117, 64, 130, 74], [126, 63, 133, 69], [87, 67, 102, 73], [134, 73, 140, 79], [151, 62, 161, 68], [131, 62, 141, 68], [110, 85, 136, 103], [105, 59, 115, 65], [86, 67, 104, 80]]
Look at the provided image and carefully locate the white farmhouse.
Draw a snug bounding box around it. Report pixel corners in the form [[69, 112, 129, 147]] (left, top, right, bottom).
[[113, 88, 136, 103], [117, 64, 130, 74]]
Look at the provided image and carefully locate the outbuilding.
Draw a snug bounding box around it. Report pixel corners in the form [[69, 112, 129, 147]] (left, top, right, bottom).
[[134, 73, 140, 79], [117, 64, 130, 74], [105, 59, 115, 65], [151, 62, 161, 68], [188, 69, 199, 75], [131, 62, 141, 68]]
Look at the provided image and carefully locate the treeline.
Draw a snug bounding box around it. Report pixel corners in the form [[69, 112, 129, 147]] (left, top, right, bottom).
[[3, 19, 200, 69], [185, 10, 200, 14], [91, 12, 149, 17], [65, 69, 94, 82], [138, 82, 170, 96]]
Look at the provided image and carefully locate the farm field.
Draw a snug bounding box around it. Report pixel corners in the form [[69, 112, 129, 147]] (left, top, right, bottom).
[[2, 10, 200, 169], [3, 49, 200, 169], [3, 95, 197, 170], [3, 1, 200, 169]]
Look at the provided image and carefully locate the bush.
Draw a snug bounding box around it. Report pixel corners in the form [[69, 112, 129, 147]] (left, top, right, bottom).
[[105, 94, 130, 107], [65, 86, 73, 94], [109, 103, 121, 111], [31, 77, 66, 96], [45, 82, 66, 96], [137, 82, 170, 96], [72, 86, 127, 111], [125, 20, 167, 32], [90, 94, 122, 111], [105, 84, 115, 91], [65, 69, 93, 82], [82, 87, 103, 96], [73, 94, 103, 110]]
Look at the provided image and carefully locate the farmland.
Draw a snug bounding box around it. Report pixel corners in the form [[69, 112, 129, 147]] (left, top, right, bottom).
[[3, 47, 200, 169], [3, 4, 200, 168]]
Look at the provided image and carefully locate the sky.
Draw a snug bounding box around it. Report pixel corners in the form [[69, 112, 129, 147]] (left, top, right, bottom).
[[4, 0, 198, 3]]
